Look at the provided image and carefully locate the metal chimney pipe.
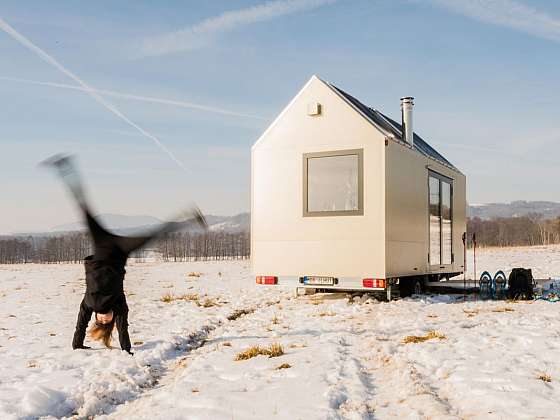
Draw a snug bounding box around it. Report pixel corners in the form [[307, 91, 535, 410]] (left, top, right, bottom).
[[400, 96, 414, 147]]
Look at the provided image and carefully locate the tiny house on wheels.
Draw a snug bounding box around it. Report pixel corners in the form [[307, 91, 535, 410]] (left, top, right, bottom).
[[251, 75, 466, 299]]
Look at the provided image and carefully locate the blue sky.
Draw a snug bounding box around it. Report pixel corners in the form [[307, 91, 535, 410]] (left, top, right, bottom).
[[1, 0, 559, 233]]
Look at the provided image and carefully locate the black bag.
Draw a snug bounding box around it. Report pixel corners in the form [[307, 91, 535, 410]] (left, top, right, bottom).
[[507, 268, 534, 300]]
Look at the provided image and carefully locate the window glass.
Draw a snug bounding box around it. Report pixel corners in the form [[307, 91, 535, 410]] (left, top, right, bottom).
[[441, 181, 452, 264], [429, 176, 441, 265], [307, 154, 359, 213]]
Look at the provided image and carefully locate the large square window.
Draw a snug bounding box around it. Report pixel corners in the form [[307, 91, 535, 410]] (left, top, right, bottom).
[[303, 149, 363, 217]]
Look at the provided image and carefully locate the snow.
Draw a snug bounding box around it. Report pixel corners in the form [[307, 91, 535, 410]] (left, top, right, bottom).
[[1, 246, 560, 419]]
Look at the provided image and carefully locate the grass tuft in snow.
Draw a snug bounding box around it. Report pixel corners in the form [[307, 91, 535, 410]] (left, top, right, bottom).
[[187, 272, 202, 278], [538, 373, 552, 383], [492, 307, 515, 313], [160, 293, 174, 303], [289, 342, 307, 349], [463, 309, 479, 317], [275, 363, 292, 370], [227, 308, 254, 321], [198, 297, 219, 308], [160, 293, 200, 303], [403, 330, 446, 344], [267, 343, 284, 357], [235, 343, 284, 361]]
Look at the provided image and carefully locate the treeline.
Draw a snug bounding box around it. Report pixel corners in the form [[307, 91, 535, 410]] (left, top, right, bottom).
[[157, 231, 250, 262], [0, 231, 250, 264], [0, 234, 91, 264], [3, 215, 560, 264], [468, 215, 560, 247]]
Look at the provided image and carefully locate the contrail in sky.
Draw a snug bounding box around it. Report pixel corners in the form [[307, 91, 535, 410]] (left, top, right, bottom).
[[141, 0, 337, 56], [0, 76, 267, 121], [0, 17, 187, 171]]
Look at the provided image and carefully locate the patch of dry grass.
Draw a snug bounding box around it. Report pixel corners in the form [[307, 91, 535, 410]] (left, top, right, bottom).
[[160, 293, 174, 303], [227, 308, 254, 321], [426, 314, 438, 318], [160, 292, 200, 304], [289, 342, 307, 349], [538, 373, 552, 383], [222, 341, 232, 347], [187, 272, 202, 278], [318, 311, 336, 317], [275, 363, 292, 370], [235, 343, 284, 361], [310, 300, 324, 306], [197, 297, 219, 308], [492, 307, 515, 313], [403, 330, 447, 344], [133, 340, 144, 346], [267, 343, 284, 357], [463, 309, 479, 317], [271, 314, 280, 324], [27, 360, 38, 368]]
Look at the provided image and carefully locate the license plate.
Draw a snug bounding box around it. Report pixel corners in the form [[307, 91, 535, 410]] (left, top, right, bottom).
[[303, 276, 335, 286]]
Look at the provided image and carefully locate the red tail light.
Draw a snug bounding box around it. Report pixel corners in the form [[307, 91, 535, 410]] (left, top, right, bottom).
[[362, 278, 386, 289], [256, 276, 277, 285]]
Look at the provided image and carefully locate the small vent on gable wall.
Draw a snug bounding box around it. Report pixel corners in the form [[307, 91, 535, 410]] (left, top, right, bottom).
[[307, 102, 321, 116]]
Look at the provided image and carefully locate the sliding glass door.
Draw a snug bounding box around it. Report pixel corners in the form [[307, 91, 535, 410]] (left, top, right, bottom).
[[429, 171, 453, 266]]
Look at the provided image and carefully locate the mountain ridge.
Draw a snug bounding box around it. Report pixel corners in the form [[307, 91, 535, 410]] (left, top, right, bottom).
[[9, 200, 560, 237]]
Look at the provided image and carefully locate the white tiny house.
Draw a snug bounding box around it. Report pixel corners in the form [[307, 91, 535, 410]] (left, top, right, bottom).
[[251, 75, 466, 298]]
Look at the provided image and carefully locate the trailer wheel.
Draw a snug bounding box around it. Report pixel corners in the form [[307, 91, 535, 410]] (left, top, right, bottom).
[[386, 282, 400, 301], [413, 279, 424, 295]]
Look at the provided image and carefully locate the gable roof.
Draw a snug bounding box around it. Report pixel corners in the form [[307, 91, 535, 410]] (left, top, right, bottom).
[[327, 83, 460, 172]]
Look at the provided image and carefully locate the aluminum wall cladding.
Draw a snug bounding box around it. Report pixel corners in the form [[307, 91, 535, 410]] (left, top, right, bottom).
[[329, 84, 460, 172]]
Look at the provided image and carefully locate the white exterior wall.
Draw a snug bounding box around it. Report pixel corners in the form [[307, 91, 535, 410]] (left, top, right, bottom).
[[251, 76, 386, 279], [385, 140, 466, 278]]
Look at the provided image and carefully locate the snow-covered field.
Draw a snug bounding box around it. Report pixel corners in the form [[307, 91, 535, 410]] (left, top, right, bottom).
[[1, 246, 560, 419]]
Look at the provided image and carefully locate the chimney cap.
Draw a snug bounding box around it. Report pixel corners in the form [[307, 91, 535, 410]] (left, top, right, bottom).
[[400, 96, 414, 102]]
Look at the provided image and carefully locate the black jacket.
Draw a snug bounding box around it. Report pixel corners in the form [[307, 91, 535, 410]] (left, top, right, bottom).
[[72, 255, 131, 352], [83, 256, 126, 313]]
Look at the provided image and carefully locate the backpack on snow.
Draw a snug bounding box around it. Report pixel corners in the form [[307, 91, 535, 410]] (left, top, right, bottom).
[[507, 268, 534, 300]]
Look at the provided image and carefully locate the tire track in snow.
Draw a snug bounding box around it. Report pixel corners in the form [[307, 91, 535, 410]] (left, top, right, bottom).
[[69, 322, 218, 418], [325, 328, 376, 419], [353, 303, 465, 419], [82, 297, 285, 419]]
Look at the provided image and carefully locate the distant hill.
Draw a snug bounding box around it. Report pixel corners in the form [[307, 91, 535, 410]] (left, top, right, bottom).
[[40, 213, 250, 236], [52, 214, 162, 232], [468, 201, 560, 220], [10, 201, 560, 238]]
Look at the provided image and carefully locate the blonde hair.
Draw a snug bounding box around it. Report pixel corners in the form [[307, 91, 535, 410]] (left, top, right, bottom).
[[89, 317, 116, 348]]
